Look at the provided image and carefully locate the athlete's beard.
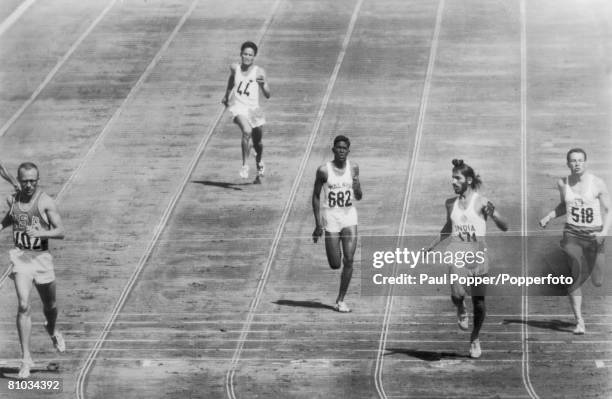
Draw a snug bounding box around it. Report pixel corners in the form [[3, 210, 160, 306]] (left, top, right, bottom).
[[454, 182, 468, 195]]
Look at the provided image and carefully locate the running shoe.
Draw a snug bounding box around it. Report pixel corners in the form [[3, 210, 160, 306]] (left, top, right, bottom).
[[45, 322, 66, 353], [239, 164, 249, 179], [573, 319, 585, 335], [334, 301, 351, 313], [469, 339, 482, 358], [51, 332, 66, 353]]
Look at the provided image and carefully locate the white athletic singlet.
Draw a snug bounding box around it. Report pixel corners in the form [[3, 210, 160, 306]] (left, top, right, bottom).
[[321, 160, 357, 232], [450, 193, 486, 242], [232, 63, 260, 108], [564, 174, 602, 237], [322, 161, 355, 210]]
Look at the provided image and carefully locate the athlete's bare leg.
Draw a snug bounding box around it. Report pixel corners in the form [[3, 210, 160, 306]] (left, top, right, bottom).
[[252, 126, 263, 165], [563, 239, 585, 329], [471, 296, 485, 342], [324, 231, 342, 270], [587, 241, 604, 287], [337, 225, 357, 303], [13, 273, 34, 370], [36, 282, 58, 335], [233, 115, 252, 166], [324, 226, 357, 309]]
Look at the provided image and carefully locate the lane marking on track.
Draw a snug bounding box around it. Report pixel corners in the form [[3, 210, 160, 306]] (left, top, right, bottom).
[[73, 1, 284, 399], [374, 1, 444, 398], [0, 0, 119, 137], [0, 0, 37, 37], [519, 0, 539, 399], [224, 1, 363, 398], [519, 1, 540, 399]]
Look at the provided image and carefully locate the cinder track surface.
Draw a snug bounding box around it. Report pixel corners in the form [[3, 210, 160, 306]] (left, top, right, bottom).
[[0, 0, 610, 398]]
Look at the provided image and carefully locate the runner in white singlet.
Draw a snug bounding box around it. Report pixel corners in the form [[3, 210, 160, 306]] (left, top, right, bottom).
[[429, 159, 508, 358], [312, 136, 362, 313], [222, 41, 271, 181], [539, 148, 611, 335]]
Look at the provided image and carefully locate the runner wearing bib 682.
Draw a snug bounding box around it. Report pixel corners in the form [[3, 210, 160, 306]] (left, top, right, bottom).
[[312, 136, 362, 313]]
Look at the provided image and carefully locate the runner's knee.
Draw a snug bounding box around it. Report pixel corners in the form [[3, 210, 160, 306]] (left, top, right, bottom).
[[43, 302, 57, 312], [329, 259, 342, 270], [343, 255, 354, 267], [17, 301, 30, 315]]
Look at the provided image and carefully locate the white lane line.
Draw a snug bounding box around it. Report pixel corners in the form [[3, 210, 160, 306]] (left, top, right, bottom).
[[0, 0, 37, 37], [71, 0, 225, 397], [374, 1, 444, 398], [73, 1, 284, 399], [224, 1, 363, 398], [519, 1, 539, 399], [0, 0, 119, 137]]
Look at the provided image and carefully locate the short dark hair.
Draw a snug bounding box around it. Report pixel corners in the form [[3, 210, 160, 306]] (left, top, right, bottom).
[[240, 41, 258, 56], [333, 135, 350, 148], [452, 159, 482, 189], [566, 148, 587, 162], [17, 162, 39, 179]]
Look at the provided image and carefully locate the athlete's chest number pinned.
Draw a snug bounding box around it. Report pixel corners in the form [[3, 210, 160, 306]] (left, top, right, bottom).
[[457, 231, 477, 242], [13, 231, 42, 250], [571, 207, 594, 224], [328, 191, 352, 208], [237, 81, 252, 97]]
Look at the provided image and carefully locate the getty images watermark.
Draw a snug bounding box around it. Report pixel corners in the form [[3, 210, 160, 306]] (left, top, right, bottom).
[[371, 247, 572, 288], [360, 236, 604, 296]]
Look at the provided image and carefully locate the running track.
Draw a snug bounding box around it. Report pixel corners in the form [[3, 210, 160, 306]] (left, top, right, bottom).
[[0, 0, 610, 398]]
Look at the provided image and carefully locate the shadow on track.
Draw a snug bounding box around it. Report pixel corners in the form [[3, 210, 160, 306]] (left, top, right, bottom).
[[192, 180, 254, 191], [502, 318, 574, 332], [273, 299, 336, 311], [385, 348, 466, 361]]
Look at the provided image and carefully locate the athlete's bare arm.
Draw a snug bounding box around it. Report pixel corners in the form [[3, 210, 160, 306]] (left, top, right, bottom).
[[221, 64, 236, 106], [25, 193, 64, 240], [427, 198, 454, 251], [312, 165, 328, 243], [0, 162, 19, 191], [0, 208, 10, 232], [539, 178, 567, 228], [256, 67, 271, 99], [479, 195, 508, 231], [351, 162, 362, 201], [593, 176, 611, 240]]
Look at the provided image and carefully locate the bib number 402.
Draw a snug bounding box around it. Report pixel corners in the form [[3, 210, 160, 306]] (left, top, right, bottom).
[[13, 231, 42, 250]]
